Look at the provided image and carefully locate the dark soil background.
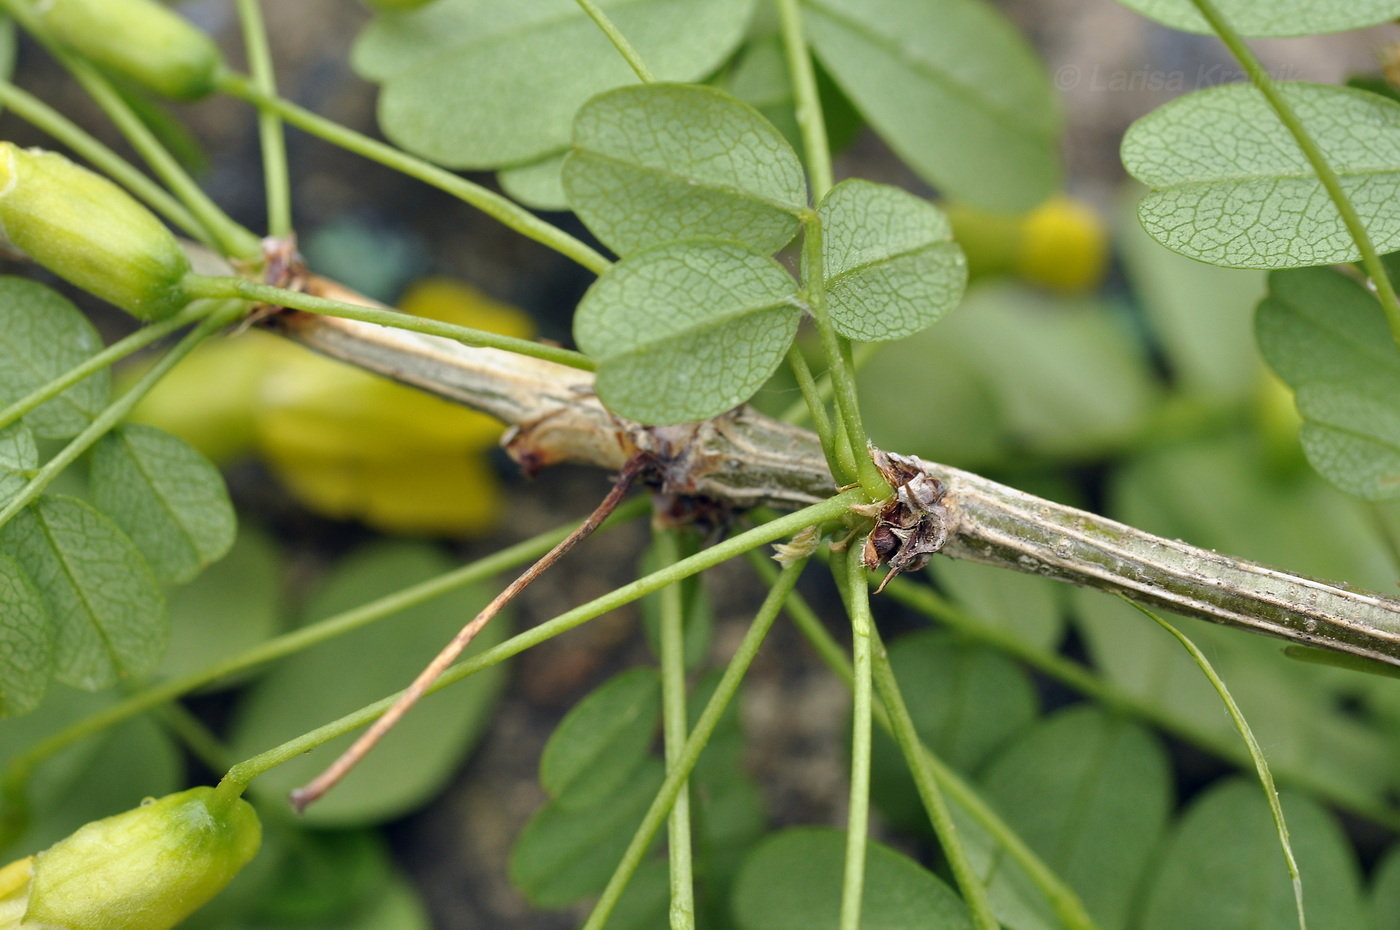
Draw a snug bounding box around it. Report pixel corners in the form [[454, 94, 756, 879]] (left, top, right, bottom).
[[2, 2, 1390, 927]]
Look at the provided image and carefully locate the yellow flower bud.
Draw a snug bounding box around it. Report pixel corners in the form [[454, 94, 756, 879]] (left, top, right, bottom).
[[0, 143, 192, 320], [0, 787, 260, 930], [38, 0, 224, 101]]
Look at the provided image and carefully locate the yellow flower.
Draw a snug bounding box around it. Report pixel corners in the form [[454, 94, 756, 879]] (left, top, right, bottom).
[[131, 276, 534, 536], [0, 787, 260, 930], [945, 194, 1108, 294]]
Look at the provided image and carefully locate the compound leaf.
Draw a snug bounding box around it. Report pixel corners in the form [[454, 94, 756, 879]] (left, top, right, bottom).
[[0, 277, 109, 440], [732, 827, 972, 930], [0, 495, 166, 690], [1110, 0, 1400, 37], [0, 552, 50, 716], [574, 239, 801, 424], [88, 424, 236, 584], [540, 667, 661, 810], [355, 0, 755, 169], [1122, 82, 1400, 269], [564, 83, 806, 256], [803, 0, 1060, 212], [498, 152, 569, 211], [1256, 267, 1400, 500], [1140, 780, 1367, 930], [809, 179, 966, 341]]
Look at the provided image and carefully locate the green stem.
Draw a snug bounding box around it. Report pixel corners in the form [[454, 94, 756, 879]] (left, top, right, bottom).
[[835, 550, 873, 930], [580, 557, 811, 930], [774, 0, 833, 198], [785, 344, 851, 483], [1124, 598, 1305, 930], [575, 0, 655, 82], [0, 79, 205, 240], [0, 299, 220, 432], [235, 0, 291, 237], [868, 626, 1001, 930], [654, 529, 696, 930], [0, 0, 261, 259], [214, 71, 612, 276], [1185, 0, 1400, 349], [221, 495, 858, 788], [0, 304, 242, 531], [181, 275, 595, 371], [779, 341, 878, 427], [882, 577, 1400, 831], [749, 554, 1100, 930], [800, 218, 887, 497], [0, 501, 647, 840]]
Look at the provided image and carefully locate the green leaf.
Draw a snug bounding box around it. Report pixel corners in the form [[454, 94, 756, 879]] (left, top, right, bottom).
[[226, 542, 509, 826], [861, 282, 1157, 464], [355, 0, 756, 168], [807, 179, 966, 341], [253, 829, 397, 925], [1256, 267, 1400, 500], [1140, 780, 1368, 930], [563, 83, 806, 256], [574, 239, 802, 424], [0, 495, 166, 690], [1372, 843, 1400, 928], [1, 711, 181, 860], [88, 423, 236, 584], [731, 827, 972, 930], [540, 667, 661, 809], [1122, 82, 1400, 269], [870, 631, 1038, 834], [928, 557, 1064, 650], [157, 522, 283, 682], [602, 857, 670, 930], [1110, 0, 1400, 37], [803, 0, 1060, 212], [498, 152, 569, 212], [0, 421, 37, 504], [510, 758, 664, 907], [0, 277, 110, 440], [977, 706, 1172, 930], [1117, 189, 1266, 403], [0, 552, 49, 716]]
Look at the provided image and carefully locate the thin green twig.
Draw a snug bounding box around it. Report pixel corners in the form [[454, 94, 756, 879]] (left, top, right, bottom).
[[1185, 0, 1400, 349], [180, 275, 595, 371], [0, 502, 646, 845], [219, 494, 858, 790], [575, 0, 655, 83], [774, 0, 832, 198], [835, 550, 873, 930], [235, 0, 291, 237], [214, 71, 612, 275], [1123, 597, 1305, 930], [868, 623, 1000, 930], [749, 555, 1099, 930], [785, 344, 851, 483], [654, 529, 696, 930], [580, 556, 811, 930], [0, 79, 205, 241]]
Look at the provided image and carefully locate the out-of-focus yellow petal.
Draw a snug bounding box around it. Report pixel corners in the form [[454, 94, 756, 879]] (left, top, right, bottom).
[[946, 194, 1108, 294], [1014, 195, 1108, 294], [128, 330, 296, 465], [397, 276, 535, 340], [253, 277, 534, 536]]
